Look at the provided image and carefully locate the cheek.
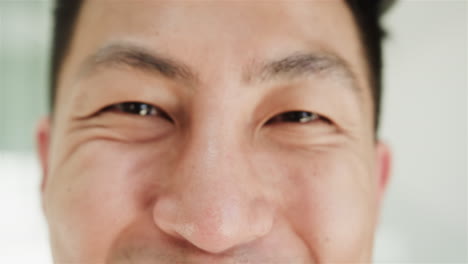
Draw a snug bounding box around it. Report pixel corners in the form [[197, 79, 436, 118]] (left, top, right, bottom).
[[44, 140, 169, 261], [279, 151, 377, 261]]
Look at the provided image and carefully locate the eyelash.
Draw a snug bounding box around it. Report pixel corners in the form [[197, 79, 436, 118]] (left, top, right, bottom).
[[266, 111, 326, 125], [103, 102, 172, 121], [104, 102, 327, 125]]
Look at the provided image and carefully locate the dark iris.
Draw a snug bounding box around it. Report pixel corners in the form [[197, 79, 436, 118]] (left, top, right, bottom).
[[103, 102, 161, 117], [116, 102, 157, 116], [267, 111, 319, 124]]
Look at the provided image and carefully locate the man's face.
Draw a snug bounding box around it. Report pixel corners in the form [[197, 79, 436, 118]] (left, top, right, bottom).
[[37, 0, 391, 263]]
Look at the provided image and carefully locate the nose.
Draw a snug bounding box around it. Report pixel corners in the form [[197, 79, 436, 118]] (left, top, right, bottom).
[[152, 127, 274, 254]]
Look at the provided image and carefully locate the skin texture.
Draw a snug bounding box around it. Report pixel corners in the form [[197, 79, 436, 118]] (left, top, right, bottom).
[[37, 0, 391, 263]]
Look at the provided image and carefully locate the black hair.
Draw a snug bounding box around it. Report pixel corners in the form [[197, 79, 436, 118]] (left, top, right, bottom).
[[49, 0, 82, 112], [49, 0, 394, 131], [344, 0, 395, 131]]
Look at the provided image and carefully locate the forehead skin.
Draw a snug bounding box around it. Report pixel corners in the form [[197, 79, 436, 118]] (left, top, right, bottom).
[[44, 0, 380, 263]]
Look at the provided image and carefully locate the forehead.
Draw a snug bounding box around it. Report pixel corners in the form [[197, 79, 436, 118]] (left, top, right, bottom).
[[58, 0, 372, 115]]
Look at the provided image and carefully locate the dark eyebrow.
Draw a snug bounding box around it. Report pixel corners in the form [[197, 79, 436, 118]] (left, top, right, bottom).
[[78, 43, 199, 84], [79, 43, 360, 99], [245, 52, 360, 94]]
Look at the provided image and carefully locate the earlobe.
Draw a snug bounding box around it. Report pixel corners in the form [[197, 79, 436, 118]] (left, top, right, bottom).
[[36, 117, 51, 193], [375, 141, 392, 204]]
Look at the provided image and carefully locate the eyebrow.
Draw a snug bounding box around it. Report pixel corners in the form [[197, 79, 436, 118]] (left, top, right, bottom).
[[248, 52, 357, 85], [78, 42, 360, 96], [78, 43, 199, 84]]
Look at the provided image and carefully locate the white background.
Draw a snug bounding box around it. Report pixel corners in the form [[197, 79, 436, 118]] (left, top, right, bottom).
[[375, 1, 467, 262], [0, 1, 466, 263]]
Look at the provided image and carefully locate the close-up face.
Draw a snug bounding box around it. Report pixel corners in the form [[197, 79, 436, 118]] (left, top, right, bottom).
[[37, 0, 391, 263]]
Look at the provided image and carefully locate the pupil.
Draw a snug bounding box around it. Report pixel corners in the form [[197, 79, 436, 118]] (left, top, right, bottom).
[[121, 103, 152, 115], [284, 111, 313, 122]]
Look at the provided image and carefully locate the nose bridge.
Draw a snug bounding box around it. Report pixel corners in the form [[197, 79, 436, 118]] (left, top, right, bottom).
[[153, 111, 274, 254], [177, 121, 249, 207], [181, 88, 249, 183]]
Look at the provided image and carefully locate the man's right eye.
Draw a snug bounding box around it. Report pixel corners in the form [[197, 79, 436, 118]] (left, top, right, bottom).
[[103, 102, 171, 120]]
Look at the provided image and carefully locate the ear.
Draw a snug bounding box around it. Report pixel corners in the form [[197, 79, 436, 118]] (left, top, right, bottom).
[[375, 141, 392, 205], [36, 117, 51, 193]]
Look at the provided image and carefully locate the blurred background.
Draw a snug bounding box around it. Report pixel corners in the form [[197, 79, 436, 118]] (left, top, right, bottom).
[[0, 0, 466, 263]]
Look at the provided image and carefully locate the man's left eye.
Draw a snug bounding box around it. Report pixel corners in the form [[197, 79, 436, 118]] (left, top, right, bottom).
[[104, 102, 159, 116], [266, 111, 323, 124]]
